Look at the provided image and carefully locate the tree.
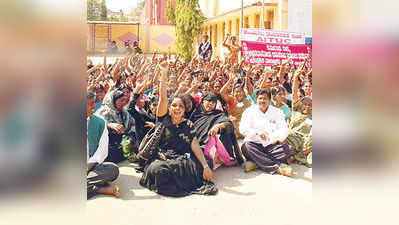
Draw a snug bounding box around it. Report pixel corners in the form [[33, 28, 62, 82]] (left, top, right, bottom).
[[87, 0, 101, 21], [109, 15, 120, 22], [120, 9, 129, 22], [100, 0, 107, 20], [130, 0, 145, 22], [166, 0, 206, 62]]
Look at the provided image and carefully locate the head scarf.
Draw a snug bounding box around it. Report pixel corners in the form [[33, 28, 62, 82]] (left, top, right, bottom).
[[189, 93, 231, 146], [96, 90, 135, 138], [202, 93, 219, 102], [112, 91, 125, 107]]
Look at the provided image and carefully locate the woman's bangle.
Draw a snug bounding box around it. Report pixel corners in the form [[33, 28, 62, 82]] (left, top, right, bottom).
[[203, 164, 209, 169]]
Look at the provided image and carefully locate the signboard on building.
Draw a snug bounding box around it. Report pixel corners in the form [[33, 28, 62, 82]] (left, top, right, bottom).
[[240, 28, 310, 66]]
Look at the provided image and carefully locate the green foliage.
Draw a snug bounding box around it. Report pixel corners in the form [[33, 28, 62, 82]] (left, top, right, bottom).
[[100, 0, 107, 20], [87, 0, 108, 21], [166, 0, 176, 25], [119, 9, 128, 22], [166, 0, 206, 62], [108, 15, 120, 22], [87, 0, 101, 21]]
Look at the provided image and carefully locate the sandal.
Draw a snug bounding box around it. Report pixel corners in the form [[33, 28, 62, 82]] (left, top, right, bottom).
[[277, 164, 294, 177], [242, 161, 258, 172]]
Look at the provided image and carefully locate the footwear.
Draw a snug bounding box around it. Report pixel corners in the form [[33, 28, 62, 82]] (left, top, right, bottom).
[[287, 156, 296, 165], [228, 159, 239, 167], [243, 161, 258, 172], [277, 164, 294, 177]]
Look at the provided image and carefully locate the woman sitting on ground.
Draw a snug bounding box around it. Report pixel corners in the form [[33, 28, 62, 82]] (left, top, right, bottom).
[[271, 86, 292, 122], [189, 93, 244, 168], [96, 89, 136, 163], [128, 81, 158, 148], [285, 68, 312, 167], [220, 73, 253, 139], [139, 62, 217, 197]]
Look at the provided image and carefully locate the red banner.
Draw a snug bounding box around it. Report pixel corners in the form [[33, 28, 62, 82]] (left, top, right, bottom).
[[240, 29, 310, 66]]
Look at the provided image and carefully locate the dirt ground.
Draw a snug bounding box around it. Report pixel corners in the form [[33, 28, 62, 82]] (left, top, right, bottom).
[[87, 161, 312, 225]]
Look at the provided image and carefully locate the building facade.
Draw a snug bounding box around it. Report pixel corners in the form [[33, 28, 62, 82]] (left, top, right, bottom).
[[199, 0, 289, 58], [87, 0, 178, 54], [141, 0, 172, 25]]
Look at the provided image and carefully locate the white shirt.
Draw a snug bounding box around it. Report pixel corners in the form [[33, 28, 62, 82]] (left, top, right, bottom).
[[87, 117, 109, 164], [239, 104, 288, 147]]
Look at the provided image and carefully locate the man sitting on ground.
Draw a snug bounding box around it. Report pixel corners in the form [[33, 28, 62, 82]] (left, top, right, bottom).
[[239, 88, 295, 176], [87, 91, 120, 199]]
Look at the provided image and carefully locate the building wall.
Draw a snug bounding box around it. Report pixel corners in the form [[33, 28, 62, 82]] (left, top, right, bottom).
[[87, 22, 176, 54], [144, 24, 177, 53], [142, 0, 172, 25], [199, 0, 261, 18], [200, 4, 282, 59]]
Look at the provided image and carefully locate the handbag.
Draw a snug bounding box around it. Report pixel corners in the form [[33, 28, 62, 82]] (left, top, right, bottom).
[[137, 121, 165, 162]]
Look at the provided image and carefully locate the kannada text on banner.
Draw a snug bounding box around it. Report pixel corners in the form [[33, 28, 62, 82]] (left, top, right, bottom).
[[240, 28, 311, 66]]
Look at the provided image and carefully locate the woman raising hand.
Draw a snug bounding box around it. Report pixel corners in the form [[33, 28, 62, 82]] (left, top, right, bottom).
[[139, 60, 216, 197]]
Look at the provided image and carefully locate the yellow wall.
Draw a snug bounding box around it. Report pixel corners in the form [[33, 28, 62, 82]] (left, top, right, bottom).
[[110, 24, 139, 49], [147, 25, 177, 53], [87, 23, 176, 54], [200, 7, 281, 59], [198, 0, 290, 59], [94, 24, 109, 51]]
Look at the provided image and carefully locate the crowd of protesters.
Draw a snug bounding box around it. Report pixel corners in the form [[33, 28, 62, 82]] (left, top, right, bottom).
[[87, 34, 312, 199]]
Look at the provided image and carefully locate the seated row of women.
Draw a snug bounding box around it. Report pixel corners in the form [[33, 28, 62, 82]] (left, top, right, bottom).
[[91, 64, 312, 197]]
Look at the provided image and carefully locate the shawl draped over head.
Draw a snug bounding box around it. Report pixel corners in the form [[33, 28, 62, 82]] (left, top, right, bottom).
[[96, 89, 136, 138], [189, 93, 231, 146]]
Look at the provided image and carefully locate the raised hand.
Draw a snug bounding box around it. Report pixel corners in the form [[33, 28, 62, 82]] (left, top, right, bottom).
[[159, 60, 169, 72]]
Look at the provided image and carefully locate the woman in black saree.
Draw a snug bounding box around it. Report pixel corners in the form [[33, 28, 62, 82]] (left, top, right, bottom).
[[189, 93, 245, 167], [139, 62, 217, 197]]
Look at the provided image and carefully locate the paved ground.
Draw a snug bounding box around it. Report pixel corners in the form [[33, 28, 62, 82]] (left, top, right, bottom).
[[87, 161, 312, 225]]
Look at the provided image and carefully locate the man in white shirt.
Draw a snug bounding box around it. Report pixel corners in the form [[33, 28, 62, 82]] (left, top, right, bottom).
[[87, 91, 120, 199], [239, 88, 295, 176]]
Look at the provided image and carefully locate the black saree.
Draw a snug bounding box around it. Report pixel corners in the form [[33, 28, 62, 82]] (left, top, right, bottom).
[[189, 101, 244, 164], [139, 115, 217, 197]]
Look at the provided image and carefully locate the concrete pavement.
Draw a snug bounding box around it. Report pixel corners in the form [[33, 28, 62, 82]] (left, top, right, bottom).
[[87, 161, 312, 225]]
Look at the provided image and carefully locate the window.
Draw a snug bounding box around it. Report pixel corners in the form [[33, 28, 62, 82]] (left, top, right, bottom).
[[236, 18, 240, 36], [255, 14, 260, 28], [267, 11, 274, 29], [244, 16, 249, 28]]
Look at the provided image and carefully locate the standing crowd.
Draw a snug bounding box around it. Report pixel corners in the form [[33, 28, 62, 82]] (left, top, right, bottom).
[[87, 34, 312, 199]]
